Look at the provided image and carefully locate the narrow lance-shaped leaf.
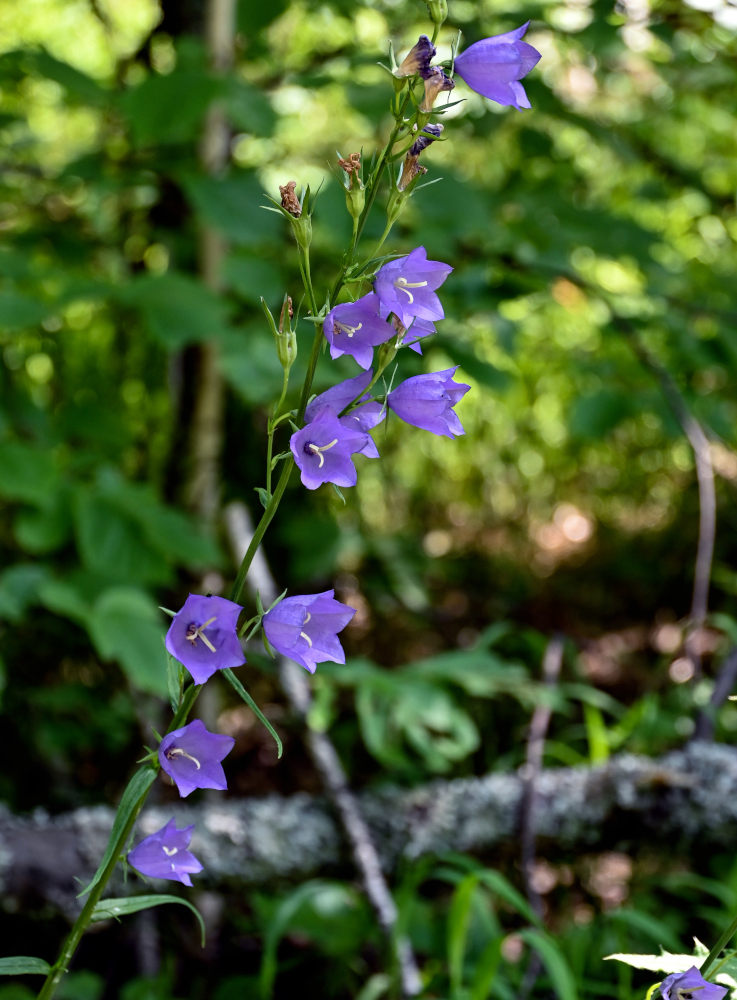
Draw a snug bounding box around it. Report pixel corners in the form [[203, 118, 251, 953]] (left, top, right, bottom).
[[222, 667, 283, 758], [0, 957, 51, 976], [92, 894, 206, 947], [77, 767, 157, 898]]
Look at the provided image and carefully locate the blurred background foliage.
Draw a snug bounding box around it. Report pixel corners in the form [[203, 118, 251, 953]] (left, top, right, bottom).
[[2, 0, 737, 996]]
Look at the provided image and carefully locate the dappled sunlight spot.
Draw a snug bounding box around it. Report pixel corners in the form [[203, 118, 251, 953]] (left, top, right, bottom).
[[652, 622, 682, 654], [581, 626, 650, 684], [423, 529, 452, 557], [669, 657, 694, 684], [710, 442, 737, 480], [585, 851, 632, 909], [531, 502, 594, 570], [501, 933, 524, 963]]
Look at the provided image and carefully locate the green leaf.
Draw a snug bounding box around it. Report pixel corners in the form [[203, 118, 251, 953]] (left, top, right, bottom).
[[0, 957, 51, 976], [116, 273, 235, 350], [91, 894, 206, 947], [222, 668, 282, 758], [604, 952, 696, 974], [32, 49, 107, 104], [259, 881, 334, 998], [87, 588, 168, 696], [223, 78, 276, 135], [0, 442, 57, 503], [182, 172, 281, 247], [0, 564, 50, 623], [166, 654, 182, 714], [119, 69, 221, 146], [73, 488, 170, 586], [470, 938, 503, 1000], [0, 291, 49, 329], [518, 928, 578, 1000], [78, 767, 157, 898], [447, 873, 478, 994]]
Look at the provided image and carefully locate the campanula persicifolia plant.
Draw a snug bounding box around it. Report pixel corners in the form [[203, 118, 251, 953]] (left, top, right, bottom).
[[20, 7, 548, 998]]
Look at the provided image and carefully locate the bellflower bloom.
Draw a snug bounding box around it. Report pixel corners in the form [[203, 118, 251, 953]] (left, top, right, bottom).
[[323, 293, 395, 370], [453, 22, 541, 111], [395, 34, 436, 78], [388, 367, 470, 437], [166, 594, 245, 685], [128, 818, 203, 887], [419, 65, 455, 112], [291, 407, 370, 490], [306, 371, 385, 458], [262, 590, 356, 674], [159, 719, 235, 798], [375, 247, 453, 328], [659, 968, 727, 1000]]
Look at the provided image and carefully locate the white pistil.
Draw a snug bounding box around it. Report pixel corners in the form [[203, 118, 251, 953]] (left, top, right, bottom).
[[394, 276, 428, 304], [166, 747, 202, 770], [307, 438, 338, 469], [334, 320, 363, 339], [185, 616, 218, 653], [163, 846, 179, 857]]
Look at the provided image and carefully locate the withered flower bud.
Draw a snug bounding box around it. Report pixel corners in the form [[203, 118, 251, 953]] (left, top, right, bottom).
[[279, 180, 302, 217], [338, 152, 362, 188], [397, 155, 427, 192], [409, 122, 444, 156], [419, 66, 455, 113], [394, 34, 437, 78]]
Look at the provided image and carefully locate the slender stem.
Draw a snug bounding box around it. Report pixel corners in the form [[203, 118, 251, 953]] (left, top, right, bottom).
[[36, 774, 155, 1000], [700, 912, 737, 978], [230, 457, 294, 605]]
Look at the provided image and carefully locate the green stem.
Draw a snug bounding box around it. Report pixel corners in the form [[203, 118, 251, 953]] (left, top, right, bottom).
[[36, 776, 154, 1000], [229, 457, 294, 605], [700, 912, 737, 977], [267, 369, 290, 493]]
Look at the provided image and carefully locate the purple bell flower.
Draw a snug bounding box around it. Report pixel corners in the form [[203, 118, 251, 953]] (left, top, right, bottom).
[[306, 371, 385, 459], [262, 590, 356, 674], [374, 247, 452, 328], [387, 367, 470, 438], [323, 293, 395, 370], [128, 818, 203, 887], [291, 407, 370, 490], [159, 719, 235, 798], [453, 22, 541, 111], [659, 968, 727, 1000], [165, 594, 245, 685]]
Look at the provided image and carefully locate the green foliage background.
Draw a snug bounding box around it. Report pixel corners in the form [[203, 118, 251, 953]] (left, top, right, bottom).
[[1, 0, 737, 996]]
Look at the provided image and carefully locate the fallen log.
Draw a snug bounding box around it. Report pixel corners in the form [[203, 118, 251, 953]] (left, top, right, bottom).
[[2, 741, 735, 918]]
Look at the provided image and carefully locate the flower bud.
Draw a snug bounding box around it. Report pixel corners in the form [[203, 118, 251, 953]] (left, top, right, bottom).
[[425, 0, 448, 27], [277, 294, 297, 371]]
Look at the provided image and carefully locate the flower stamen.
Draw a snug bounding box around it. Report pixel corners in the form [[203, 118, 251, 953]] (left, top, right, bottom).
[[394, 276, 429, 304], [166, 747, 202, 770], [185, 617, 218, 653], [334, 320, 363, 339], [163, 846, 179, 857], [299, 631, 313, 647], [307, 439, 339, 469]]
